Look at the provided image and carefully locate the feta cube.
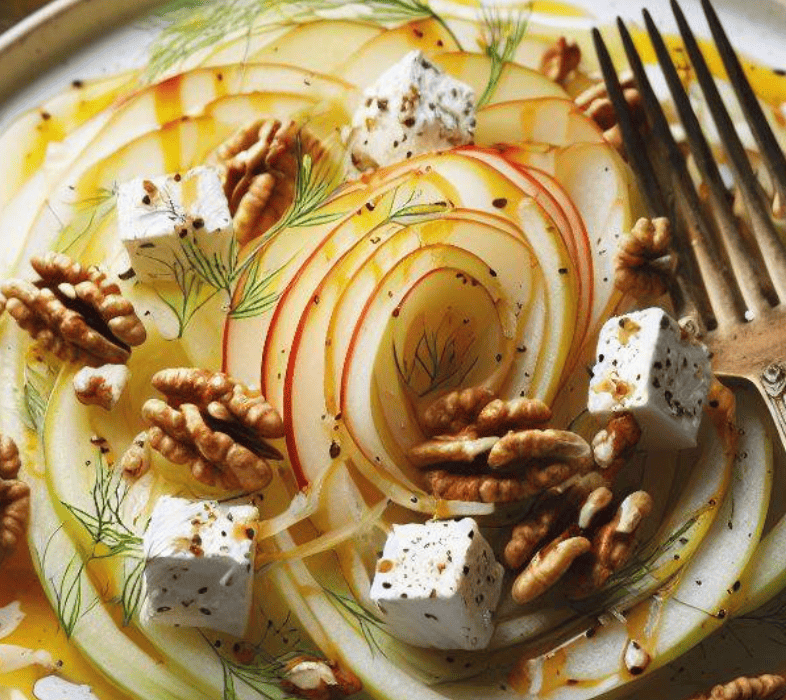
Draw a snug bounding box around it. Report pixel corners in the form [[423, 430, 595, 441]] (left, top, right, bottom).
[[117, 166, 233, 284], [370, 518, 503, 650], [588, 308, 712, 449], [349, 50, 475, 170], [142, 496, 258, 637]]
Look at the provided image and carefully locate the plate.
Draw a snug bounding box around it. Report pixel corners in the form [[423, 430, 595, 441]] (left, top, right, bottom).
[[0, 2, 785, 700]]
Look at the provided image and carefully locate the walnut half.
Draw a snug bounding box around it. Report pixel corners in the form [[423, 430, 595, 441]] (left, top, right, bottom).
[[0, 435, 29, 565], [614, 217, 675, 299], [408, 388, 591, 503], [1, 252, 146, 367], [209, 119, 325, 245], [140, 368, 285, 491]]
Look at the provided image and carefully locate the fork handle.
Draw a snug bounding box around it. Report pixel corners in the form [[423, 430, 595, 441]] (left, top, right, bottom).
[[756, 364, 786, 451]]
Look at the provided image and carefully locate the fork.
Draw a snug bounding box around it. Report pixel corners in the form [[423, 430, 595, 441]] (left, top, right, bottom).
[[592, 0, 786, 452]]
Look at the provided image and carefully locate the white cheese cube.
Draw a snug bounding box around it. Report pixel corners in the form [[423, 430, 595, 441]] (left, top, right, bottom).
[[349, 50, 475, 170], [369, 518, 503, 650], [588, 308, 712, 449], [117, 166, 233, 284], [142, 496, 258, 637]]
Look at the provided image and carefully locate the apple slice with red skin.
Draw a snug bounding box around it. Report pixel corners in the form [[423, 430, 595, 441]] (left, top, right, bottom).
[[282, 213, 541, 500], [457, 145, 593, 374], [259, 171, 453, 408], [504, 140, 633, 334]]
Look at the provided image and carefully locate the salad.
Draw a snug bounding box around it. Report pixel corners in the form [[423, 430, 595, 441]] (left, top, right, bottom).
[[0, 2, 785, 700]]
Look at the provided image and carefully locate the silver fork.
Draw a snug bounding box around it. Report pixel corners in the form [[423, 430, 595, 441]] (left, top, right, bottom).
[[592, 0, 786, 452]]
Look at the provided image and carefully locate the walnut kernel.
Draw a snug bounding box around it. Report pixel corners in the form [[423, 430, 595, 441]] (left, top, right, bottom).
[[614, 217, 675, 298], [0, 436, 29, 564], [209, 119, 324, 245], [539, 37, 582, 84], [1, 252, 146, 366], [141, 368, 284, 491]]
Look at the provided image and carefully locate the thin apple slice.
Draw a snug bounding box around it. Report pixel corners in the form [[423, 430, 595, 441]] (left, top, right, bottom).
[[516, 391, 770, 700], [66, 63, 351, 177], [250, 20, 383, 73], [553, 142, 632, 333], [436, 52, 567, 103], [458, 146, 592, 378], [475, 98, 603, 151], [180, 25, 291, 72], [503, 139, 634, 336], [337, 18, 459, 89], [0, 71, 135, 211]]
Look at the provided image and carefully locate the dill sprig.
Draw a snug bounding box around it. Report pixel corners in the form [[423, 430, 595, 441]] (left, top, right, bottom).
[[145, 0, 461, 82], [323, 588, 388, 658], [34, 526, 99, 638], [62, 448, 146, 625], [208, 626, 310, 700], [181, 233, 239, 295], [266, 144, 346, 235], [573, 514, 702, 615], [148, 257, 217, 338], [19, 358, 56, 435], [55, 186, 117, 256], [477, 7, 530, 108], [393, 310, 479, 398], [229, 256, 282, 320], [62, 452, 143, 559], [231, 135, 346, 317]]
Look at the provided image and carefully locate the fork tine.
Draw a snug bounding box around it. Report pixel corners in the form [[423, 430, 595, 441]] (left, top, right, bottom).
[[613, 18, 744, 328], [593, 27, 703, 324], [671, 0, 786, 305], [642, 8, 773, 319], [701, 0, 786, 214], [591, 28, 667, 218]]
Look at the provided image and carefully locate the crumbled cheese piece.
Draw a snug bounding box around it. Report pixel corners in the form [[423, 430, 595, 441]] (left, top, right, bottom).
[[0, 645, 54, 673], [588, 308, 712, 449], [117, 166, 233, 284], [33, 677, 98, 700], [142, 496, 258, 637], [369, 518, 503, 650], [348, 50, 475, 170], [0, 601, 24, 640], [73, 364, 130, 411]]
